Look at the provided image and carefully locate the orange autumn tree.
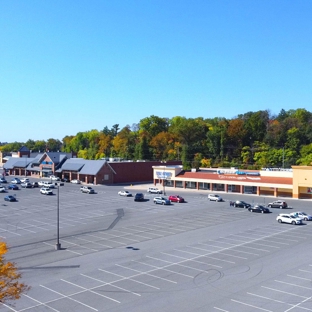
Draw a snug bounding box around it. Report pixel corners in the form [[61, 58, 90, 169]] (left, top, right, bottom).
[[0, 242, 29, 304]]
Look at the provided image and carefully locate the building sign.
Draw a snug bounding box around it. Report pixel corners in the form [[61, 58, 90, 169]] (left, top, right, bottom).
[[156, 171, 172, 179], [308, 188, 312, 193]]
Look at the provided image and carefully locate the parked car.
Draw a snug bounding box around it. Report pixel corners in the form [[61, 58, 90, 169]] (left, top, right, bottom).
[[38, 181, 46, 186], [80, 186, 95, 194], [32, 182, 39, 188], [153, 196, 171, 205], [234, 200, 251, 208], [168, 195, 185, 203], [0, 177, 7, 183], [290, 212, 312, 221], [208, 194, 223, 202], [0, 186, 6, 193], [61, 178, 70, 182], [268, 200, 288, 209], [41, 181, 55, 189], [11, 178, 21, 184], [4, 195, 17, 202], [71, 179, 81, 184], [8, 184, 19, 190], [134, 193, 144, 202], [118, 190, 132, 197], [147, 187, 162, 194], [21, 182, 32, 188], [248, 205, 270, 213], [276, 214, 302, 225], [40, 187, 53, 195], [20, 178, 30, 183], [50, 175, 60, 181]]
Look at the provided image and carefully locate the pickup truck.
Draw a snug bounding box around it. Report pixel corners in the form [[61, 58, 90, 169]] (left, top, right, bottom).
[[80, 186, 95, 194]]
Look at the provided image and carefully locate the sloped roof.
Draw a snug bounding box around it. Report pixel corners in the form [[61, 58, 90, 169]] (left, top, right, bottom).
[[59, 158, 107, 175], [61, 162, 84, 171], [79, 159, 106, 175], [45, 152, 67, 164], [18, 146, 30, 152], [4, 157, 34, 169]]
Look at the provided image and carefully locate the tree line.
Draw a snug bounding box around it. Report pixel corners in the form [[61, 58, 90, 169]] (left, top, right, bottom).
[[1, 108, 312, 169]]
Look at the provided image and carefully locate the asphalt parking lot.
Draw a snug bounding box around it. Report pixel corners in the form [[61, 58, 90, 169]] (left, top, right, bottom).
[[1, 177, 312, 311]]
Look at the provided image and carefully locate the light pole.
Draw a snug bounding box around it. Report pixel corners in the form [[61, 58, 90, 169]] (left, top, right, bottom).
[[55, 185, 61, 250]]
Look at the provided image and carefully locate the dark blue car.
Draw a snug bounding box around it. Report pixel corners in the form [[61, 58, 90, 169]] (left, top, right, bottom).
[[8, 184, 19, 190], [4, 195, 17, 202]]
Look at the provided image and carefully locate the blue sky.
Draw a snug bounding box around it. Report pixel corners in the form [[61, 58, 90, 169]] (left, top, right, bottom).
[[1, 0, 311, 143]]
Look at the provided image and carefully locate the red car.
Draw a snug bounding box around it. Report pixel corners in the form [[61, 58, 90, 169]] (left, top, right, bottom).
[[168, 195, 185, 203]]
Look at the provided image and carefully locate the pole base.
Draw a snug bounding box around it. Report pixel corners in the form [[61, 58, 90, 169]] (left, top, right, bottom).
[[55, 243, 61, 250]]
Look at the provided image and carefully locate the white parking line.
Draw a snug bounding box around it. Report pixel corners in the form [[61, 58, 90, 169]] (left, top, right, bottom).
[[40, 285, 99, 311], [199, 242, 260, 256], [231, 299, 273, 311], [221, 237, 270, 252], [132, 224, 176, 235], [287, 274, 312, 282], [13, 293, 61, 312], [188, 245, 247, 260], [115, 264, 161, 289], [275, 280, 312, 290], [42, 241, 84, 255], [261, 286, 308, 299], [299, 269, 312, 274], [284, 295, 312, 312], [133, 260, 194, 278], [60, 239, 99, 252], [61, 278, 121, 302], [173, 249, 236, 264], [228, 234, 280, 249], [214, 307, 229, 311]]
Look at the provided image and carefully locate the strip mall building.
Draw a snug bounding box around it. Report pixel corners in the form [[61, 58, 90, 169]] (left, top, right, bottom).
[[152, 166, 312, 199]]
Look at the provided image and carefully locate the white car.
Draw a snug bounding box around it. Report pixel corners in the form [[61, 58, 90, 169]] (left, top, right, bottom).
[[38, 181, 46, 186], [147, 187, 162, 194], [0, 186, 6, 193], [20, 178, 30, 183], [208, 194, 223, 202], [276, 214, 302, 225], [41, 181, 55, 189], [71, 179, 81, 184], [11, 178, 21, 184], [118, 190, 132, 197], [80, 186, 95, 194], [40, 187, 53, 195], [50, 175, 60, 181], [290, 212, 312, 221]]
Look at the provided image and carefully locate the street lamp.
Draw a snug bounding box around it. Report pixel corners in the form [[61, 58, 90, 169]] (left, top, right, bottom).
[[55, 184, 61, 250]]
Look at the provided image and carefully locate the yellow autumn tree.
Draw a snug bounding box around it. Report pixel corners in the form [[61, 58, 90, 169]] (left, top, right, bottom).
[[0, 242, 29, 304]]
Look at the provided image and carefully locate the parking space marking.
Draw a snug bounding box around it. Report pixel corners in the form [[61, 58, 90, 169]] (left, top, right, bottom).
[[96, 270, 140, 296], [61, 279, 121, 303], [228, 234, 280, 249], [40, 285, 99, 311], [59, 239, 99, 252], [284, 295, 312, 312], [274, 280, 312, 290], [286, 274, 312, 282], [132, 260, 194, 278], [299, 269, 312, 274], [231, 299, 273, 311], [198, 242, 259, 256], [71, 236, 114, 249], [19, 294, 61, 312], [0, 227, 21, 236], [172, 249, 236, 264], [42, 241, 84, 255], [114, 264, 162, 289], [261, 286, 309, 299], [131, 224, 176, 235], [221, 237, 271, 252], [214, 308, 229, 311]]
